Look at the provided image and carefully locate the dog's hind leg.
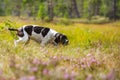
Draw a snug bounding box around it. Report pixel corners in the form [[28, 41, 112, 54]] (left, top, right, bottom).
[[40, 41, 46, 47], [41, 37, 51, 47]]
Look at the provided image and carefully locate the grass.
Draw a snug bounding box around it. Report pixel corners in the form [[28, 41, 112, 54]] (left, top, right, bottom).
[[0, 17, 120, 80]]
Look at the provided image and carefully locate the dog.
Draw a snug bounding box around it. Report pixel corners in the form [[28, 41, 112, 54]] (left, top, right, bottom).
[[8, 25, 69, 47]]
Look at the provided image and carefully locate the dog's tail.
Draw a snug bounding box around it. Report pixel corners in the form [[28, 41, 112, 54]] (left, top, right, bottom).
[[8, 28, 18, 31]]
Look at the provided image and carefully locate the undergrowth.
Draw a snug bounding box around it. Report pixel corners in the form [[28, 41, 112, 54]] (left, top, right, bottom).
[[0, 17, 120, 80]]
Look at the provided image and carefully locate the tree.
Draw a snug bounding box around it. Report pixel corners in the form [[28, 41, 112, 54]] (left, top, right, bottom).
[[12, 0, 22, 16], [0, 0, 120, 21], [88, 0, 101, 19], [78, 0, 84, 17], [110, 0, 117, 20], [0, 0, 5, 16], [116, 0, 120, 19], [54, 0, 69, 18], [48, 0, 54, 21], [69, 0, 80, 18]]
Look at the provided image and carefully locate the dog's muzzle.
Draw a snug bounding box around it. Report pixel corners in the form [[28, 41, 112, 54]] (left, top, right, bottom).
[[63, 39, 69, 45]]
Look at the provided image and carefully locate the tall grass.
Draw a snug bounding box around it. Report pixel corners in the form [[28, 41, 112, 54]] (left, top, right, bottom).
[[0, 17, 120, 80]]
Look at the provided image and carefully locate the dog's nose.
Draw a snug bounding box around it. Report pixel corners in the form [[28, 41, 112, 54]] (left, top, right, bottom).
[[66, 40, 69, 43], [65, 40, 69, 45], [63, 39, 69, 45]]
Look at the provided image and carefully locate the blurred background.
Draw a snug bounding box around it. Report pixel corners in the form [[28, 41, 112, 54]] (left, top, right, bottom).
[[0, 0, 120, 80], [0, 0, 120, 22]]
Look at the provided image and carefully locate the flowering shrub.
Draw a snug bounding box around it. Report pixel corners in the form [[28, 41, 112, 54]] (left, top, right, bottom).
[[2, 53, 112, 80]]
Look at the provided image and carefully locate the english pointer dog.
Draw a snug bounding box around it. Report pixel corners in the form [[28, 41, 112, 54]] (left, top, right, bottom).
[[8, 25, 69, 47]]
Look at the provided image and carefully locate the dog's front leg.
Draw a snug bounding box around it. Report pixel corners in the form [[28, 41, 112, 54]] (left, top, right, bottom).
[[24, 38, 30, 46], [52, 41, 58, 46], [14, 36, 29, 47], [14, 39, 20, 47], [14, 38, 23, 47], [41, 42, 46, 47]]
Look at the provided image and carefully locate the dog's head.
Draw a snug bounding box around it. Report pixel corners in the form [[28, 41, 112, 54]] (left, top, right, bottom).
[[17, 28, 24, 37], [61, 35, 69, 45], [55, 33, 69, 45]]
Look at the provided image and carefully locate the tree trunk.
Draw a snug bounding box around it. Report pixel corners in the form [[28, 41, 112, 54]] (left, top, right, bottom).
[[94, 4, 99, 16], [108, 0, 117, 20], [113, 0, 117, 20], [70, 0, 80, 18], [79, 0, 84, 17], [93, 0, 101, 16], [48, 0, 54, 21]]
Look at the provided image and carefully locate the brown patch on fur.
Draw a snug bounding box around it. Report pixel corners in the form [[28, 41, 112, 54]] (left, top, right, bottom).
[[17, 29, 24, 37]]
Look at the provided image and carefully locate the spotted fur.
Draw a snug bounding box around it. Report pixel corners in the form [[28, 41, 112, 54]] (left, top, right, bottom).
[[8, 25, 69, 47]]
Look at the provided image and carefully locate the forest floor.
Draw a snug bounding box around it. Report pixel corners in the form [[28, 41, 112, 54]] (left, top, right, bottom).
[[0, 17, 120, 80]]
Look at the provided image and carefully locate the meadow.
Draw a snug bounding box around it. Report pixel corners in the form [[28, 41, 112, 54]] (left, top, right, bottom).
[[0, 17, 120, 80]]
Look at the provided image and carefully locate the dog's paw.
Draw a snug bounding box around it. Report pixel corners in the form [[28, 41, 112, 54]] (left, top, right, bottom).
[[14, 40, 17, 47]]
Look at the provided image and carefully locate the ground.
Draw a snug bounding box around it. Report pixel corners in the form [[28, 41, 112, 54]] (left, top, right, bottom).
[[0, 17, 120, 80]]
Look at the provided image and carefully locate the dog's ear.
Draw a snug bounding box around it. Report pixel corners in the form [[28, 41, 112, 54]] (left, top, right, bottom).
[[54, 35, 60, 44], [17, 28, 24, 37], [54, 33, 61, 44]]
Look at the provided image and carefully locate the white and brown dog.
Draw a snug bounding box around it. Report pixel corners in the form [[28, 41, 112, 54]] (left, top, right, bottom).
[[8, 25, 69, 47]]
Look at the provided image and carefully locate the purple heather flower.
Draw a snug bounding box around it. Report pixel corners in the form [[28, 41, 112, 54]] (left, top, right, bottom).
[[86, 74, 92, 80], [0, 69, 3, 75], [32, 58, 40, 65], [87, 53, 92, 57], [19, 76, 28, 80], [53, 56, 57, 59], [30, 67, 38, 72], [90, 57, 97, 64], [19, 76, 36, 80], [106, 69, 115, 80], [81, 64, 86, 68], [82, 58, 87, 61], [64, 73, 69, 79], [70, 71, 76, 78], [43, 69, 49, 75], [41, 62, 48, 66], [96, 61, 100, 65], [28, 76, 36, 80], [80, 58, 87, 68]]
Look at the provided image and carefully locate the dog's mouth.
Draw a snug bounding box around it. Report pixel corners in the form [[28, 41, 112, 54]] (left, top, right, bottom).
[[62, 40, 69, 45]]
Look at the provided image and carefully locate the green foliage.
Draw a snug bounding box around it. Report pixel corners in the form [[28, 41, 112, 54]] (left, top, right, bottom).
[[83, 0, 89, 18], [37, 3, 46, 20], [116, 0, 120, 18], [54, 3, 69, 18], [4, 20, 18, 39], [0, 0, 119, 20], [58, 18, 71, 25], [22, 0, 34, 4], [0, 0, 5, 16], [100, 0, 108, 16], [0, 9, 4, 16]]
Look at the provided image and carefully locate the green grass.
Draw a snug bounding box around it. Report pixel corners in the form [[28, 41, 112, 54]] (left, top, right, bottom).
[[0, 17, 120, 80]]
